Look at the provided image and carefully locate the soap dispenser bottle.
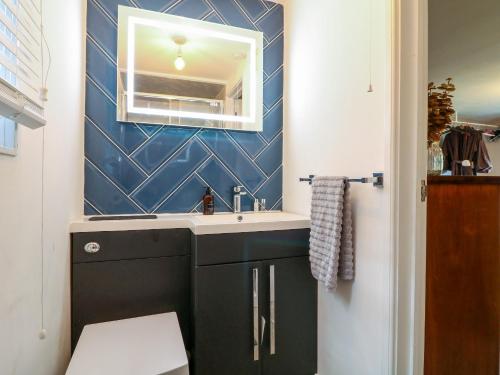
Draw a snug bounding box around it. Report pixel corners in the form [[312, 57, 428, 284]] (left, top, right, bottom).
[[203, 187, 214, 215]]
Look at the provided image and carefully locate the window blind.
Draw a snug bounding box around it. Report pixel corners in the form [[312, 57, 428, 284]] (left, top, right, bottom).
[[0, 0, 45, 129]]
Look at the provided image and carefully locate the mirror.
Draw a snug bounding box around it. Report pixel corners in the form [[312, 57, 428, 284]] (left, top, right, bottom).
[[117, 6, 263, 131]]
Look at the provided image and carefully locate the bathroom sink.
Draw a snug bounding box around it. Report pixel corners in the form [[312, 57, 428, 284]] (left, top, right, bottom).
[[191, 212, 310, 235]]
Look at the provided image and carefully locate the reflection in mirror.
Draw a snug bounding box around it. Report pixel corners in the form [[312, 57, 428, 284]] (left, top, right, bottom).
[[117, 6, 263, 131], [428, 0, 500, 175]]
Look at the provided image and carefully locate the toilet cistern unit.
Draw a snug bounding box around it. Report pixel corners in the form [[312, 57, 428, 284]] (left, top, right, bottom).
[[66, 313, 189, 375]]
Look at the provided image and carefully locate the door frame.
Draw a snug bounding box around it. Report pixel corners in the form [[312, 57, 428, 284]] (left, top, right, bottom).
[[389, 0, 429, 373]]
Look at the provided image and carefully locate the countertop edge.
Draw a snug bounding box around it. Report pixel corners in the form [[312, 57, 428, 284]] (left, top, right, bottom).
[[70, 214, 311, 234]]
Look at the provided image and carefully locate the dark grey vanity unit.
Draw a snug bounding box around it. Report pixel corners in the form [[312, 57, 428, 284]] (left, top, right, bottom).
[[71, 228, 317, 375]]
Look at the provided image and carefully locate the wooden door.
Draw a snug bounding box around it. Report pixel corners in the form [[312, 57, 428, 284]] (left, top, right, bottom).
[[425, 177, 499, 375]]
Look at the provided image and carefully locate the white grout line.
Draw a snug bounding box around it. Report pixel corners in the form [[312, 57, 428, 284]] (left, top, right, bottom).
[[252, 130, 282, 161], [270, 197, 282, 210], [265, 31, 284, 48], [86, 158, 147, 213], [195, 172, 233, 210], [264, 64, 283, 82], [91, 0, 117, 26], [231, 0, 270, 43], [128, 125, 166, 157], [162, 0, 183, 13], [128, 0, 140, 8], [254, 2, 273, 23], [264, 97, 283, 117], [254, 163, 282, 194], [195, 135, 258, 200], [256, 132, 270, 146], [87, 34, 117, 67], [150, 151, 211, 213], [202, 0, 230, 26], [85, 116, 151, 177], [220, 130, 270, 178], [151, 170, 201, 213], [128, 130, 207, 197], [84, 199, 103, 215], [201, 10, 215, 20], [86, 74, 117, 105]]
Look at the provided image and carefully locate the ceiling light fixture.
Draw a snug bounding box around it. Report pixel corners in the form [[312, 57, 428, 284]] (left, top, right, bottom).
[[173, 35, 187, 71]]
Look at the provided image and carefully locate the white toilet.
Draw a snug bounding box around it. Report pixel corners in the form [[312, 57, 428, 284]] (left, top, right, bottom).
[[66, 312, 189, 375]]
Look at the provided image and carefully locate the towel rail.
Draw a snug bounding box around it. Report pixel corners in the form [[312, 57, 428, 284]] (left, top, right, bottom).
[[299, 172, 384, 188]]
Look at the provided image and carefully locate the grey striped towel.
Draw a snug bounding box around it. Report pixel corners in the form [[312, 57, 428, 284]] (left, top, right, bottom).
[[309, 176, 354, 290]]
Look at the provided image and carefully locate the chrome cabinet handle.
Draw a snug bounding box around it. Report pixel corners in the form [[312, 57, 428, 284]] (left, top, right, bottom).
[[261, 316, 266, 345], [270, 265, 276, 355], [84, 242, 100, 253], [253, 268, 259, 361]]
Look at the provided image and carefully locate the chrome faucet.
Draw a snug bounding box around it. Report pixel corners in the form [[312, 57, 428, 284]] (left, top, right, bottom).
[[233, 186, 247, 213]]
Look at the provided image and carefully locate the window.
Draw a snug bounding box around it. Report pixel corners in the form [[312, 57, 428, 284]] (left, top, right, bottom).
[[0, 115, 16, 155], [0, 0, 45, 131]]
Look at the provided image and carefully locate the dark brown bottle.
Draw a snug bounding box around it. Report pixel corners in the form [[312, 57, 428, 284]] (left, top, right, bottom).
[[202, 187, 214, 215]]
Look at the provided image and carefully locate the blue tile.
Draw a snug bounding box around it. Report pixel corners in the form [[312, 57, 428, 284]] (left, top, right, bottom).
[[84, 200, 100, 215], [256, 4, 283, 41], [156, 175, 205, 213], [132, 127, 197, 173], [255, 166, 282, 208], [132, 138, 209, 211], [208, 0, 256, 29], [263, 68, 283, 109], [84, 0, 283, 215], [87, 1, 117, 60], [85, 161, 142, 214], [263, 100, 282, 141], [227, 130, 266, 158], [137, 124, 161, 136], [168, 0, 211, 18], [235, 0, 267, 20], [93, 0, 132, 22], [135, 0, 178, 12], [85, 120, 146, 193], [198, 129, 266, 192], [198, 158, 254, 212], [264, 34, 283, 76], [255, 133, 282, 175], [86, 79, 147, 153], [203, 11, 225, 24], [87, 38, 116, 101]]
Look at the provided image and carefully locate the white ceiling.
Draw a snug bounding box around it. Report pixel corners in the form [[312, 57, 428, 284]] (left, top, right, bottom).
[[429, 0, 500, 125], [118, 24, 249, 83]]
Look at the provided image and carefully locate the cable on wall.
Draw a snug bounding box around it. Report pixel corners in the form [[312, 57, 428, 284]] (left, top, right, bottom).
[[367, 0, 374, 93], [39, 126, 47, 340], [38, 0, 49, 340]]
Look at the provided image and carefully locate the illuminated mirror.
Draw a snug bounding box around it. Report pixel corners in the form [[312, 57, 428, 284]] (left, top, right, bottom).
[[117, 6, 263, 131]]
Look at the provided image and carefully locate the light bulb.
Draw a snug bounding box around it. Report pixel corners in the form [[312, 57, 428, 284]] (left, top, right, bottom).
[[174, 56, 186, 71]]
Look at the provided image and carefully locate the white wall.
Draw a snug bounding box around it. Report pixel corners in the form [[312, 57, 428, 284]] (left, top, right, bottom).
[[282, 0, 393, 374], [0, 0, 85, 374]]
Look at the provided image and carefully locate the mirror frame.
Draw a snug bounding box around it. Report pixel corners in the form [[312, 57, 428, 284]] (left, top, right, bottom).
[[117, 6, 264, 131]]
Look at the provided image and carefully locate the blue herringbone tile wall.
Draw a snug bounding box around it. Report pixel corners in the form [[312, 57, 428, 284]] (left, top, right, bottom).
[[84, 0, 284, 215]]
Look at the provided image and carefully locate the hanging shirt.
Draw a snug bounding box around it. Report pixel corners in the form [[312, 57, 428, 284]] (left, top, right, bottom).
[[441, 127, 492, 176]]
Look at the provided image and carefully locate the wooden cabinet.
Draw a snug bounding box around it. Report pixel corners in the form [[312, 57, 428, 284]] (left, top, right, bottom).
[[425, 176, 499, 375], [192, 230, 317, 375]]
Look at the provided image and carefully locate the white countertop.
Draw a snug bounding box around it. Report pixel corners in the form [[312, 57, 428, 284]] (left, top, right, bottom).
[[69, 211, 310, 235]]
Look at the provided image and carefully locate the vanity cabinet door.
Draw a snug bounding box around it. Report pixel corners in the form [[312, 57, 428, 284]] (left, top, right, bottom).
[[193, 261, 263, 375], [261, 256, 317, 375]]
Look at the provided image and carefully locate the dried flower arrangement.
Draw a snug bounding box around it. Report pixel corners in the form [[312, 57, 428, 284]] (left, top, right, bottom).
[[428, 78, 455, 145]]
